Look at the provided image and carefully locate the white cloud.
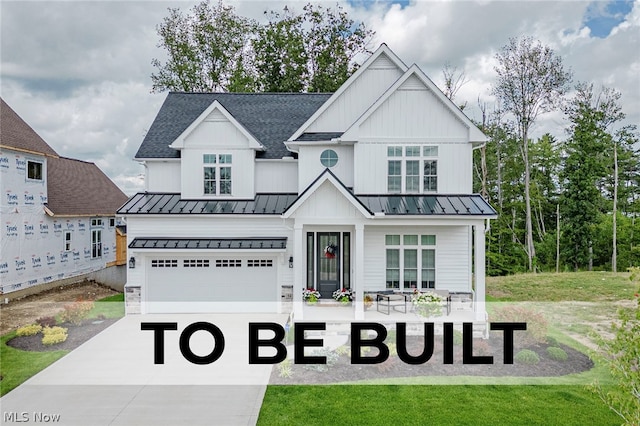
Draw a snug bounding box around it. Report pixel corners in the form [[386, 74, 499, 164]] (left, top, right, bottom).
[[1, 0, 638, 198]]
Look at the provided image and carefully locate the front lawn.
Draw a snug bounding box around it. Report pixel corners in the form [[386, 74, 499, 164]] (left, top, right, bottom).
[[259, 272, 634, 425], [258, 385, 619, 425], [0, 293, 124, 396]]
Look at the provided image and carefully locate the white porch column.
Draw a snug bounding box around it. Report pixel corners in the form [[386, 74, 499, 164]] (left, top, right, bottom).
[[293, 223, 304, 320], [474, 222, 487, 321], [354, 223, 365, 320]]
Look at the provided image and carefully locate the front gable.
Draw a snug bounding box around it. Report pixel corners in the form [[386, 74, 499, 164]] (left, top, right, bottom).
[[169, 100, 264, 151], [341, 65, 487, 143], [283, 169, 373, 220], [289, 44, 407, 140]]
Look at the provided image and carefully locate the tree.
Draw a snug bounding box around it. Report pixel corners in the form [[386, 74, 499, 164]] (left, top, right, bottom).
[[151, 1, 254, 92], [492, 36, 572, 272], [441, 62, 468, 109], [150, 1, 374, 93]]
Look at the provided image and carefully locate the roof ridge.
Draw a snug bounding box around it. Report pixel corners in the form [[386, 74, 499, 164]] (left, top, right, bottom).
[[168, 91, 333, 96], [56, 156, 95, 165]]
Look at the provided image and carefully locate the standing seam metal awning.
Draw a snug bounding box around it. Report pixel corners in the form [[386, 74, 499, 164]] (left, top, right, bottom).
[[128, 238, 287, 250]]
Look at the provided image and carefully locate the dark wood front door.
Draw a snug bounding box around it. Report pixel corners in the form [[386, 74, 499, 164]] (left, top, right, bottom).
[[317, 232, 340, 298]]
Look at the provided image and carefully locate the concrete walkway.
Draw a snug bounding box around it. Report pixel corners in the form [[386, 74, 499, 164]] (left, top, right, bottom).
[[1, 314, 287, 425]]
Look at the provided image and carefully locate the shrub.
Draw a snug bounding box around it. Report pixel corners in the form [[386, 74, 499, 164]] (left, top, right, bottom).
[[473, 339, 491, 356], [36, 316, 57, 328], [41, 326, 68, 346], [16, 324, 42, 336], [278, 359, 293, 378], [546, 347, 568, 362], [303, 348, 339, 372], [490, 304, 548, 346], [514, 349, 540, 365], [545, 336, 559, 346], [453, 330, 463, 346], [59, 300, 94, 325]]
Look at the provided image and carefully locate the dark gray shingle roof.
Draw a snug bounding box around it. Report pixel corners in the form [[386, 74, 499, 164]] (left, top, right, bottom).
[[294, 132, 343, 142], [136, 92, 332, 160], [0, 98, 59, 157]]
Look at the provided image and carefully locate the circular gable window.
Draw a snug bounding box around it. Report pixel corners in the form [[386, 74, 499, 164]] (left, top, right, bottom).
[[320, 149, 338, 168]]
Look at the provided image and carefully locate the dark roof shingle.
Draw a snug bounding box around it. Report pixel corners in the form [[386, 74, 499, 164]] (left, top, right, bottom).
[[0, 98, 59, 157], [135, 92, 332, 160], [47, 157, 129, 216]]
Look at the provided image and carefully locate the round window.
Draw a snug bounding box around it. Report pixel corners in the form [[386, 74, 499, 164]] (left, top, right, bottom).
[[320, 149, 338, 168]]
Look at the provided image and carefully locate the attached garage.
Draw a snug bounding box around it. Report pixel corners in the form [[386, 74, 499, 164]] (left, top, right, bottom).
[[129, 238, 287, 313]]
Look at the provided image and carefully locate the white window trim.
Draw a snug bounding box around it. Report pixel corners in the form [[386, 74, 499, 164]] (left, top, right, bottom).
[[385, 234, 437, 290], [387, 145, 438, 194], [203, 154, 232, 196]]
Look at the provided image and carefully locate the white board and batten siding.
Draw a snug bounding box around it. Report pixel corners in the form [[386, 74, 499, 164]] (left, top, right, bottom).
[[305, 53, 404, 133], [297, 145, 354, 193], [362, 226, 471, 293], [255, 160, 298, 193], [179, 109, 256, 199], [354, 143, 472, 194], [287, 180, 365, 221], [145, 161, 180, 192]]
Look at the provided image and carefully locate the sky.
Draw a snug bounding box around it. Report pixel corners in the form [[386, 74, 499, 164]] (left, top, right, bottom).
[[1, 0, 638, 196]]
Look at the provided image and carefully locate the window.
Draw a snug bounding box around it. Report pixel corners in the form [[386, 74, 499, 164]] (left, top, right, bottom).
[[91, 218, 103, 227], [184, 259, 210, 268], [151, 259, 178, 268], [320, 149, 338, 168], [387, 146, 438, 193], [247, 259, 273, 267], [109, 218, 116, 228], [215, 259, 241, 268], [204, 154, 232, 195], [385, 234, 436, 289], [63, 231, 72, 251], [27, 160, 43, 180], [91, 229, 102, 259]]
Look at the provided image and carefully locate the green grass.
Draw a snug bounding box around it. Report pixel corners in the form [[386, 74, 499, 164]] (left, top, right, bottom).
[[0, 332, 68, 396], [259, 272, 632, 425], [486, 271, 634, 302], [258, 385, 620, 426], [0, 293, 124, 397]]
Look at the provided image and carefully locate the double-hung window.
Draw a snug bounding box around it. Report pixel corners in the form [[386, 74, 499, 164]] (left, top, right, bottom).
[[203, 154, 232, 195], [27, 160, 43, 181], [385, 234, 436, 290], [387, 146, 438, 193]]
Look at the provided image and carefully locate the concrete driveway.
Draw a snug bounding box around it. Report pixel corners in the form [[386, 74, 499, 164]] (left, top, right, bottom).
[[1, 313, 287, 425]]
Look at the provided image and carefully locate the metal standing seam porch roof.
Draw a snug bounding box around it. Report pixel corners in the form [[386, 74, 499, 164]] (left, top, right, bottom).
[[118, 192, 497, 216], [129, 238, 287, 250]]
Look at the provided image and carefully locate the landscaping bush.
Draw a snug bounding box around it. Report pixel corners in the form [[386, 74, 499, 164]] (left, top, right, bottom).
[[473, 339, 491, 356], [545, 336, 559, 346], [453, 330, 463, 346], [514, 349, 540, 365], [490, 304, 548, 346], [546, 347, 568, 362], [35, 316, 57, 328], [59, 300, 94, 325], [16, 324, 42, 337], [303, 348, 339, 372], [41, 326, 68, 346], [278, 359, 293, 378]]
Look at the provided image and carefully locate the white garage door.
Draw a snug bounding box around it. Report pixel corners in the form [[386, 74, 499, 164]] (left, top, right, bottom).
[[146, 255, 278, 313]]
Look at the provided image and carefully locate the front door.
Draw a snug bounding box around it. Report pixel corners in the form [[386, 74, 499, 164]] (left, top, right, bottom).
[[317, 232, 340, 298]]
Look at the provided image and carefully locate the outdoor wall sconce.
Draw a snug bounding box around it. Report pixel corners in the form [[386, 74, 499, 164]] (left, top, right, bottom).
[[289, 256, 293, 268], [129, 256, 136, 269]]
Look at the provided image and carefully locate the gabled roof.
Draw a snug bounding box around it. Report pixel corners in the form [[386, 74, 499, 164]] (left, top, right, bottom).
[[168, 100, 264, 151], [340, 64, 488, 142], [0, 98, 59, 157], [288, 44, 408, 141], [46, 157, 128, 217], [281, 169, 374, 219], [135, 93, 331, 160]]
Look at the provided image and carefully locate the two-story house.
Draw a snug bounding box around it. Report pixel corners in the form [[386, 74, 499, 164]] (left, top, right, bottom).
[[0, 98, 128, 296], [119, 44, 497, 319]]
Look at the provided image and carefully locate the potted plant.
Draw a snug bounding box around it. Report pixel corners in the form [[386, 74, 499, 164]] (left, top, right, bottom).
[[363, 294, 374, 310], [303, 288, 321, 304], [332, 288, 353, 305], [411, 290, 444, 317]]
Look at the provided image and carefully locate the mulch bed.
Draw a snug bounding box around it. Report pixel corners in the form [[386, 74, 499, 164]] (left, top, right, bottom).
[[269, 332, 593, 384], [6, 318, 119, 352]]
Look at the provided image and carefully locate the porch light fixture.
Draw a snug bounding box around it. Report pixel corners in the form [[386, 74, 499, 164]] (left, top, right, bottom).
[[129, 256, 136, 269], [289, 256, 293, 268]]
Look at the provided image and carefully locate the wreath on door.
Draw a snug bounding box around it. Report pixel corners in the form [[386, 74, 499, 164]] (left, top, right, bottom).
[[324, 243, 337, 259]]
